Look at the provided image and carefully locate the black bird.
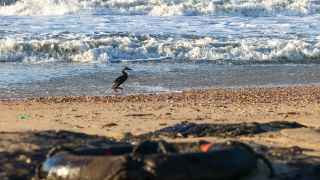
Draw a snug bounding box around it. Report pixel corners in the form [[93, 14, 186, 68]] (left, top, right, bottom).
[[112, 67, 132, 92]]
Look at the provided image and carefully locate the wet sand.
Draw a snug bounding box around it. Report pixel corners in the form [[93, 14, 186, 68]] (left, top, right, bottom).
[[1, 85, 320, 179]]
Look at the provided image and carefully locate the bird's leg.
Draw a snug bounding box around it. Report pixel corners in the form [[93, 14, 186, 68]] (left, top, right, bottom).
[[112, 87, 124, 93], [112, 88, 119, 93]]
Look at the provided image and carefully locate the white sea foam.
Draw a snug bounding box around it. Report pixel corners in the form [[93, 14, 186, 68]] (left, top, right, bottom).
[[130, 83, 171, 92], [0, 0, 319, 16], [0, 0, 84, 16], [98, 0, 320, 16], [1, 35, 319, 63]]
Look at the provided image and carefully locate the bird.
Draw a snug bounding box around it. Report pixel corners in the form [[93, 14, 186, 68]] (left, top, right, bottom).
[[111, 67, 132, 92]]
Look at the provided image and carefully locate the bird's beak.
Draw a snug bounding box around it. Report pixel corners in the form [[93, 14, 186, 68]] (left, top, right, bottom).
[[127, 68, 132, 70]]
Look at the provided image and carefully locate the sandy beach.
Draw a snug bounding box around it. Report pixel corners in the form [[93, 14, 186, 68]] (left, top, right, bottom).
[[1, 85, 320, 136], [1, 85, 320, 179]]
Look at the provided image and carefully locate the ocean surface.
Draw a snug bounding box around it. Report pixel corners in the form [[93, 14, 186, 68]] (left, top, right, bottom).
[[0, 0, 320, 99]]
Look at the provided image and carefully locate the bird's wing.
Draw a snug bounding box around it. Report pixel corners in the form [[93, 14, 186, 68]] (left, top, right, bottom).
[[113, 76, 124, 85], [112, 75, 127, 89], [113, 76, 124, 83]]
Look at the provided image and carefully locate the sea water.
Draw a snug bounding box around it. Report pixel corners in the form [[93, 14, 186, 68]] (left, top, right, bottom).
[[0, 0, 320, 99]]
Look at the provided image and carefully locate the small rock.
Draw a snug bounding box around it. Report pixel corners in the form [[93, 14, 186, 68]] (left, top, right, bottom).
[[102, 123, 118, 128]]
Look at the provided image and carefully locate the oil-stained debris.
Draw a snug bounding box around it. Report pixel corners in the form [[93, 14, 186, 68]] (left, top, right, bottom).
[[139, 121, 306, 138]]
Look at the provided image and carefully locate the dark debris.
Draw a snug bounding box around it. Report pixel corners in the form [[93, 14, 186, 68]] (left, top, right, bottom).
[[138, 121, 306, 139]]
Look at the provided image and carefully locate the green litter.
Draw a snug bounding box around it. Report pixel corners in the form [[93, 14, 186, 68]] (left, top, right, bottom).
[[18, 114, 31, 120]]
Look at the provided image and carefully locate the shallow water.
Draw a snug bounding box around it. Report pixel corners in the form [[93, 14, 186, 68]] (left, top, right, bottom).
[[1, 0, 320, 99], [1, 62, 320, 99]]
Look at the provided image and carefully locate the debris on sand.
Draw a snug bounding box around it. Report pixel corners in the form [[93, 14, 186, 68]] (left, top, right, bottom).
[[125, 113, 155, 117], [35, 140, 274, 180], [138, 121, 306, 139], [0, 129, 319, 180], [0, 131, 117, 180], [102, 122, 118, 128], [18, 114, 31, 120]]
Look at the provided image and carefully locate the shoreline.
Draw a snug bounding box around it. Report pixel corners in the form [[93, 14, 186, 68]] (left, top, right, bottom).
[[2, 82, 320, 102], [2, 84, 320, 103]]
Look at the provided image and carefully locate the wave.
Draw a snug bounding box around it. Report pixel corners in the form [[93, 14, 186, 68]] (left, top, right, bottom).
[[147, 0, 319, 16], [1, 34, 320, 63], [0, 0, 84, 16], [0, 0, 319, 16]]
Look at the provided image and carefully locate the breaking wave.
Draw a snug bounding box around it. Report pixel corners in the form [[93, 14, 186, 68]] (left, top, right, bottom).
[[1, 34, 320, 63], [0, 0, 319, 16], [0, 0, 84, 16]]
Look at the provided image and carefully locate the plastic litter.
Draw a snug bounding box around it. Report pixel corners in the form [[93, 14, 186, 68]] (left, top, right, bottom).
[[18, 114, 31, 120], [35, 140, 274, 180]]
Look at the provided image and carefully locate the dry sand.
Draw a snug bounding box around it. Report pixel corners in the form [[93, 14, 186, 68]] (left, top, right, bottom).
[[1, 85, 320, 179]]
